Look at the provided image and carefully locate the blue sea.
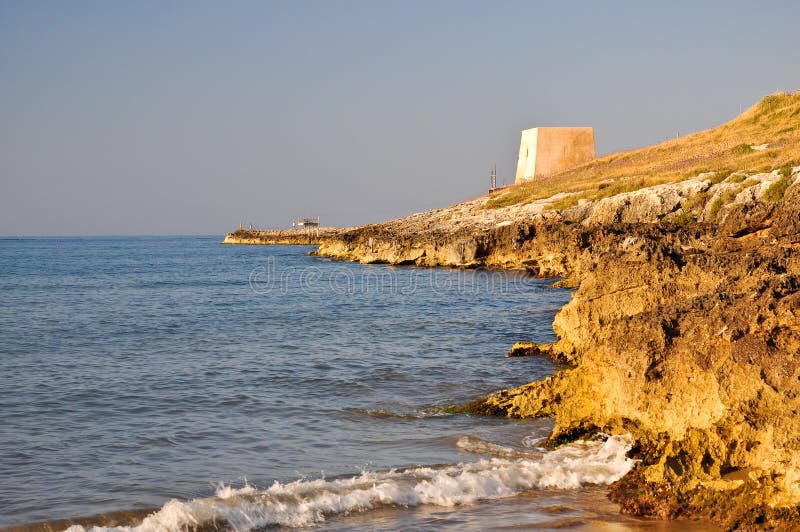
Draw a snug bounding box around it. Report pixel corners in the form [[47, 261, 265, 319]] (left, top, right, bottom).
[[0, 237, 712, 530]]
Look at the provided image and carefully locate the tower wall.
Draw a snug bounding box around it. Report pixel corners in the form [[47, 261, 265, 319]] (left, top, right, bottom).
[[514, 127, 595, 183]]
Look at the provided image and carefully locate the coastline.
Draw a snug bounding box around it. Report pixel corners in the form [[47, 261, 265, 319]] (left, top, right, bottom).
[[221, 227, 350, 246], [223, 165, 800, 528], [4, 239, 633, 530]]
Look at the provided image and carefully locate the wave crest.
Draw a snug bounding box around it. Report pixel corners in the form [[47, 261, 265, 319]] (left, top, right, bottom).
[[66, 434, 635, 531]]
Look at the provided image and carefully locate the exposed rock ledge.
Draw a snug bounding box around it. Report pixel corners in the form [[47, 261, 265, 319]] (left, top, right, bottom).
[[222, 226, 353, 245], [304, 170, 800, 529]]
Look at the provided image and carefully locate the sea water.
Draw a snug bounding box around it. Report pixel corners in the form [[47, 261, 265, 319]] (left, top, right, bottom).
[[0, 237, 714, 530]]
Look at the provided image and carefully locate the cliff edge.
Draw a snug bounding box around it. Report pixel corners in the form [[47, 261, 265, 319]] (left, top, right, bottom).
[[308, 94, 800, 529]]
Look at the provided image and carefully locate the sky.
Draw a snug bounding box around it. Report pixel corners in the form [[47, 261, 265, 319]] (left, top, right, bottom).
[[1, 1, 799, 236]]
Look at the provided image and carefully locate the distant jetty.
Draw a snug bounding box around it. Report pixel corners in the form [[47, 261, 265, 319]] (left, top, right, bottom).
[[221, 227, 348, 245]]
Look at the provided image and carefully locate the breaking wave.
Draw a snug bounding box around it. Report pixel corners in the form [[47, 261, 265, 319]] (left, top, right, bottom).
[[65, 434, 635, 531]]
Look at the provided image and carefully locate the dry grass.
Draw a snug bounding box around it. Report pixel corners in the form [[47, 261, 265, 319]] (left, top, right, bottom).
[[483, 92, 800, 209]]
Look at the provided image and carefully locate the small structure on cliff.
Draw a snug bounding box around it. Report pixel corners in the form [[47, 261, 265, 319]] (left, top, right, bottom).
[[292, 217, 320, 228], [293, 216, 321, 237], [514, 127, 595, 183], [488, 164, 499, 193]]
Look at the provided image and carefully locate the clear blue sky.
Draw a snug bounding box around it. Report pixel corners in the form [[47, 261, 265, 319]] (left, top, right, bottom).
[[1, 0, 799, 236]]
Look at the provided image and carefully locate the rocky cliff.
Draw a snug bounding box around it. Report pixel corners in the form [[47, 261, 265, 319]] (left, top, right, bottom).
[[227, 91, 800, 528], [310, 167, 800, 529]]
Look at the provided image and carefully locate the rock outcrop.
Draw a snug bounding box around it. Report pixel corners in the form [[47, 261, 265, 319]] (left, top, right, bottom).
[[222, 227, 352, 245], [564, 177, 711, 225], [305, 168, 800, 529], [223, 163, 799, 528]]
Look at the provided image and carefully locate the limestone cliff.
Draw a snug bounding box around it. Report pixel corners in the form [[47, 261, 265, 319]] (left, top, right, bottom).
[[308, 167, 800, 529], [227, 92, 800, 528], [221, 227, 351, 246]]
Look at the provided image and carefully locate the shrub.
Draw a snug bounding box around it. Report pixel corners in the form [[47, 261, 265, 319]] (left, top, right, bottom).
[[671, 209, 697, 226], [682, 191, 708, 214], [708, 197, 724, 220], [764, 177, 791, 203], [708, 190, 738, 220], [777, 164, 794, 178]]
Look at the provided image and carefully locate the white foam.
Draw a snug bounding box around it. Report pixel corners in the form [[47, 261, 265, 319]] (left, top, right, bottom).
[[65, 434, 635, 531], [456, 434, 542, 459], [521, 432, 549, 450], [216, 481, 257, 499]]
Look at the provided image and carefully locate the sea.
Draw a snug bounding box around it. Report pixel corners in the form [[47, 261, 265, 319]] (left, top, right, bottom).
[[0, 236, 715, 531]]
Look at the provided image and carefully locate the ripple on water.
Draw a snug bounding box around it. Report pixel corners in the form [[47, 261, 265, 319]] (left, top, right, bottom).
[[0, 238, 575, 527]]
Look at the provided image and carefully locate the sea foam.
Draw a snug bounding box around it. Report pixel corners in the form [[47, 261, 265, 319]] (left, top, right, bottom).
[[65, 434, 634, 531]]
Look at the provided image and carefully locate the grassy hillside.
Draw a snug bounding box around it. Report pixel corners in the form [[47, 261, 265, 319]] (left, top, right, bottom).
[[485, 92, 800, 209]]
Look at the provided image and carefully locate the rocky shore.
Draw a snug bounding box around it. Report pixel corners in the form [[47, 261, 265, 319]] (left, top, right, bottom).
[[222, 226, 351, 246], [307, 165, 799, 529], [226, 94, 800, 529]]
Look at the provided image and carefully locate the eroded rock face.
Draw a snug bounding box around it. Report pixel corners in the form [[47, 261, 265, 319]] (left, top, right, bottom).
[[308, 172, 800, 527], [222, 227, 352, 245], [482, 216, 800, 512], [568, 179, 711, 225]]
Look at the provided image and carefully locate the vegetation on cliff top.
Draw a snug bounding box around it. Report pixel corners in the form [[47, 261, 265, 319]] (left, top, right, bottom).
[[484, 92, 800, 209]]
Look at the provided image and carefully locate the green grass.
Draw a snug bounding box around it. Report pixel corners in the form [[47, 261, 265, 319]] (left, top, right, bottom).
[[708, 197, 724, 220], [545, 194, 583, 211], [482, 183, 539, 209], [542, 176, 654, 211], [708, 187, 748, 220], [777, 163, 795, 178], [671, 209, 697, 226], [765, 177, 792, 202], [682, 190, 709, 215], [710, 169, 734, 183]]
